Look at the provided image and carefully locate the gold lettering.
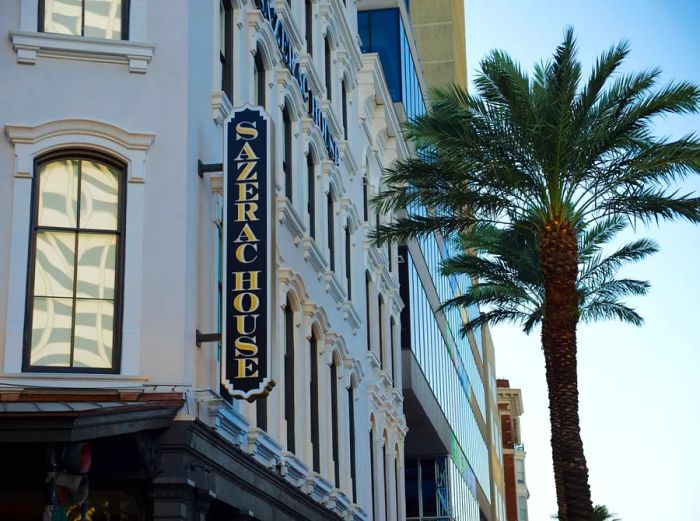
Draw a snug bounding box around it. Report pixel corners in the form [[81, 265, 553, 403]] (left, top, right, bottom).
[[235, 358, 259, 378], [233, 292, 260, 313], [235, 314, 259, 335], [232, 270, 260, 290], [238, 181, 259, 202], [234, 336, 258, 356], [235, 142, 259, 162], [235, 243, 258, 263], [235, 202, 259, 222], [237, 160, 258, 181], [235, 120, 258, 140], [234, 223, 258, 243]]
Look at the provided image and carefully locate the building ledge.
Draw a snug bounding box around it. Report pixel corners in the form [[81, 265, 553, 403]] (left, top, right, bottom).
[[9, 31, 155, 73]]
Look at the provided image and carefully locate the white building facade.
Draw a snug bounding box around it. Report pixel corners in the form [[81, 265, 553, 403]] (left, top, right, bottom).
[[0, 1, 407, 519]]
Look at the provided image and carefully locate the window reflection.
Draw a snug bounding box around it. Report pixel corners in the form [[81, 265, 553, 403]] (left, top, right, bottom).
[[42, 0, 123, 40], [28, 157, 122, 370]]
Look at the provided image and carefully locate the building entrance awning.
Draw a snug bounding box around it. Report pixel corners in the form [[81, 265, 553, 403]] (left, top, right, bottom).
[[0, 392, 184, 442]]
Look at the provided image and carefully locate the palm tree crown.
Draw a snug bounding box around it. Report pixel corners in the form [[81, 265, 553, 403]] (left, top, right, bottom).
[[373, 28, 700, 521]]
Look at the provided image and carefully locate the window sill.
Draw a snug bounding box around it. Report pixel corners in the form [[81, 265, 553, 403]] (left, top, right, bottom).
[[9, 31, 155, 73]]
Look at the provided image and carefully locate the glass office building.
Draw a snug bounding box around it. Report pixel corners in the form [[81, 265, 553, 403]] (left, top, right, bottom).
[[358, 4, 497, 520]]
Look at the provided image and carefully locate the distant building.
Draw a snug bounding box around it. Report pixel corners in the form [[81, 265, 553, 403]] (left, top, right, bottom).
[[358, 1, 506, 519], [497, 380, 530, 521]]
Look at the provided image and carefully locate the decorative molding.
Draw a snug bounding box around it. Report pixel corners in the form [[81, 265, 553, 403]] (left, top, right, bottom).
[[279, 451, 309, 489], [303, 236, 328, 279], [9, 31, 155, 73], [196, 393, 249, 449], [330, 489, 351, 517], [277, 196, 305, 245], [211, 91, 233, 126], [347, 504, 369, 521], [342, 301, 361, 335], [303, 472, 333, 505], [323, 271, 345, 308], [247, 427, 282, 469]]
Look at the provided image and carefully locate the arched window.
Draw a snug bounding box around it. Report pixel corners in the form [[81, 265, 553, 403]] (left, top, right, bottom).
[[330, 356, 340, 487], [394, 444, 401, 519], [327, 190, 335, 271], [383, 436, 389, 521], [378, 295, 385, 369], [307, 150, 316, 239], [345, 219, 352, 300], [369, 418, 376, 519], [25, 153, 125, 372], [309, 330, 320, 472], [305, 0, 313, 56], [390, 316, 396, 382], [254, 48, 266, 107], [284, 297, 295, 452], [362, 175, 369, 222], [342, 79, 348, 139], [365, 272, 372, 352], [220, 0, 233, 100], [282, 104, 293, 200], [324, 36, 332, 101], [348, 378, 357, 502]]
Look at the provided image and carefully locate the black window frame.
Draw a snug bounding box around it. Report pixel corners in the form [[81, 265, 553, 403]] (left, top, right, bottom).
[[330, 359, 340, 487], [342, 79, 348, 140], [348, 381, 357, 502], [283, 104, 293, 201], [38, 0, 131, 40], [345, 220, 352, 300], [220, 0, 233, 101], [307, 150, 316, 239], [327, 190, 335, 272], [310, 333, 320, 472], [284, 298, 295, 452], [254, 49, 266, 107], [324, 36, 332, 101], [305, 0, 313, 56], [23, 150, 127, 374]]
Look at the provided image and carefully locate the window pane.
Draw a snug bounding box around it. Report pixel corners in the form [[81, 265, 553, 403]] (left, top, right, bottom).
[[76, 234, 116, 299], [73, 299, 114, 368], [34, 231, 76, 298], [404, 459, 419, 516], [38, 160, 79, 228], [421, 459, 437, 516], [84, 0, 123, 39], [44, 0, 82, 36], [30, 297, 73, 366], [79, 160, 119, 230]]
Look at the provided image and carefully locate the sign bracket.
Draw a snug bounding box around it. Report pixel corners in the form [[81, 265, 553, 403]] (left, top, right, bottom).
[[198, 160, 223, 178], [196, 329, 221, 347]]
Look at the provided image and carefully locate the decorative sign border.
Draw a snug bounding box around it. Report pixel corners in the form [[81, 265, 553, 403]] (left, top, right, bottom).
[[222, 105, 274, 400]]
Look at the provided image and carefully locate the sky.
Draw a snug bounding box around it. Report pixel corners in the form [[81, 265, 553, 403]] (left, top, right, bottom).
[[463, 1, 700, 520]]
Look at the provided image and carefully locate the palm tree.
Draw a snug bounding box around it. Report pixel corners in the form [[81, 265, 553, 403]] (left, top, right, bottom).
[[373, 28, 700, 521], [554, 504, 622, 521]]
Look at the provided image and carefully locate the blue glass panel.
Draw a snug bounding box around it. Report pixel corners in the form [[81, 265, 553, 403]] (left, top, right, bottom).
[[357, 9, 401, 101]]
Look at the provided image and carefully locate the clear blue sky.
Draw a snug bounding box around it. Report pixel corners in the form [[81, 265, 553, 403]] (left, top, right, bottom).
[[463, 1, 700, 520]]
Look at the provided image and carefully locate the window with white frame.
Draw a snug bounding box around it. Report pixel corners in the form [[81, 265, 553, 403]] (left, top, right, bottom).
[[25, 153, 125, 372], [40, 0, 129, 40]]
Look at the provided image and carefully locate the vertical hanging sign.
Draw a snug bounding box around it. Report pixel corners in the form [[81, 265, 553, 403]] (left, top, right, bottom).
[[222, 105, 274, 400]]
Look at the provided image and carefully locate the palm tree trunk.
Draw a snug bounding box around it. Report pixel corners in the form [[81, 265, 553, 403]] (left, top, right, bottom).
[[539, 221, 594, 521]]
